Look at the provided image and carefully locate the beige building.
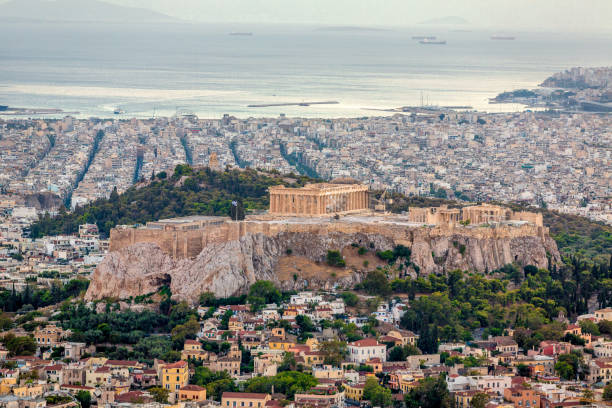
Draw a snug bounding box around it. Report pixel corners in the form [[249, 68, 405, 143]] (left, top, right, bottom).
[[594, 308, 612, 322], [221, 392, 271, 408], [34, 324, 66, 347], [408, 203, 543, 227], [269, 183, 369, 216]]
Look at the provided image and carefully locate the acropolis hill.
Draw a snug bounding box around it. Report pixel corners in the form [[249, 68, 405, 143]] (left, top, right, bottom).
[[86, 183, 560, 303]]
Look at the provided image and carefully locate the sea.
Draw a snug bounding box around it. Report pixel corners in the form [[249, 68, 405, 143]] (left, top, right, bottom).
[[1, 21, 611, 119]]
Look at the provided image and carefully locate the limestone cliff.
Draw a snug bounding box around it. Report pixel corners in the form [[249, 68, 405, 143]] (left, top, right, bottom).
[[86, 227, 560, 304]]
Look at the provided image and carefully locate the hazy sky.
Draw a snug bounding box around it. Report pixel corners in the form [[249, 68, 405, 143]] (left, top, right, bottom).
[[98, 0, 612, 32]]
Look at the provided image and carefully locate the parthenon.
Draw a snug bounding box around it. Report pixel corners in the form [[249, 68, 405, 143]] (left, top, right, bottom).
[[268, 183, 369, 216]]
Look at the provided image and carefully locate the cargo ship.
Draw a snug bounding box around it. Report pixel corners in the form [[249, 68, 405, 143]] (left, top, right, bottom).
[[113, 108, 125, 115], [229, 32, 253, 36], [412, 36, 436, 40], [491, 35, 515, 40], [419, 39, 446, 45]]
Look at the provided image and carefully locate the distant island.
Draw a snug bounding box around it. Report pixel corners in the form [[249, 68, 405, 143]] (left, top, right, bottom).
[[0, 0, 179, 23]]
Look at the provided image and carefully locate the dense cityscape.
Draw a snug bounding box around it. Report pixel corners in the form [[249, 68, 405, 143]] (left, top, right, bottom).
[[1, 0, 612, 406], [1, 109, 610, 225]]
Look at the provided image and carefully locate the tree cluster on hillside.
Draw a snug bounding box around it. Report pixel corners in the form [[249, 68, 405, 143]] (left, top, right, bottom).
[[0, 279, 89, 313], [30, 166, 317, 238], [389, 263, 612, 353]]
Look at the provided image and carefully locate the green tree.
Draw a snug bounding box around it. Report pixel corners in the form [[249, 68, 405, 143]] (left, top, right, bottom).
[[363, 377, 392, 407], [278, 352, 297, 372], [199, 292, 217, 306], [404, 375, 452, 408], [2, 334, 36, 356], [603, 382, 612, 401], [295, 315, 315, 333], [579, 319, 600, 335], [149, 387, 169, 403], [388, 344, 420, 361], [76, 390, 92, 408], [171, 316, 200, 345], [248, 280, 281, 310], [555, 352, 583, 381], [389, 346, 406, 362], [471, 393, 489, 408], [244, 371, 317, 399], [207, 379, 237, 401], [516, 364, 531, 377], [319, 340, 348, 366], [360, 270, 391, 297], [341, 292, 359, 307], [326, 250, 346, 267]]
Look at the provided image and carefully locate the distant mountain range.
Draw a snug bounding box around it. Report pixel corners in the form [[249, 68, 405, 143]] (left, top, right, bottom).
[[418, 16, 470, 26], [0, 0, 179, 23]]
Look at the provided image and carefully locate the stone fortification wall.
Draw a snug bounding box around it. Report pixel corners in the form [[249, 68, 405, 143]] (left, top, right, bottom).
[[110, 217, 549, 260]]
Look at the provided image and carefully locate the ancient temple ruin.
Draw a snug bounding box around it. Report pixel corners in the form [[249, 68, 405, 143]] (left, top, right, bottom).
[[268, 183, 369, 216]]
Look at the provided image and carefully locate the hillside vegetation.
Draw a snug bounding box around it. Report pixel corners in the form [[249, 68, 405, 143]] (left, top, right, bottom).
[[30, 165, 316, 238]]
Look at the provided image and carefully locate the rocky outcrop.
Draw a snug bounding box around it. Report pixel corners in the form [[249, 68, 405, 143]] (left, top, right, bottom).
[[86, 227, 560, 304], [23, 192, 63, 211]]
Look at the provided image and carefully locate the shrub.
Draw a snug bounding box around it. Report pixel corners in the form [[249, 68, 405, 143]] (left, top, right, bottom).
[[326, 250, 346, 267]]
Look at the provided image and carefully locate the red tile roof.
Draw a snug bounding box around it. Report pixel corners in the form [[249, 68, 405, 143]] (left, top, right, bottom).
[[163, 360, 188, 369], [181, 384, 206, 391], [349, 338, 382, 347]]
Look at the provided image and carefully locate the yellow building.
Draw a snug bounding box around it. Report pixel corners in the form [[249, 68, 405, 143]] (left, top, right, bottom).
[[302, 351, 325, 367], [271, 328, 285, 339], [305, 338, 319, 351], [162, 360, 189, 392], [85, 366, 111, 387], [454, 390, 479, 408], [13, 384, 44, 399], [0, 377, 17, 395], [343, 383, 365, 401], [182, 340, 208, 362], [179, 384, 207, 401], [228, 317, 244, 332], [269, 338, 295, 351], [387, 329, 419, 346], [221, 392, 271, 408]]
